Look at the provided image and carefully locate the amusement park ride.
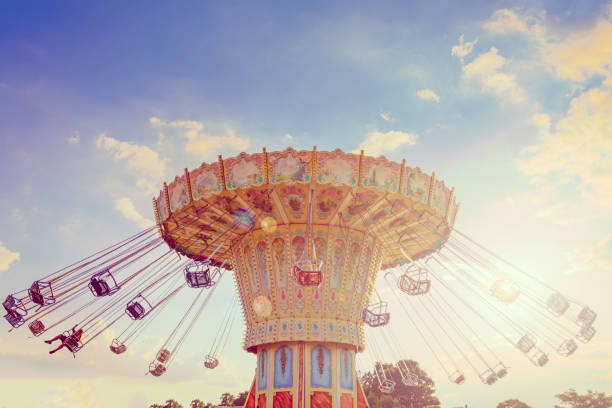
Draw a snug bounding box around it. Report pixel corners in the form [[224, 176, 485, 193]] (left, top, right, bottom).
[[2, 147, 598, 408]]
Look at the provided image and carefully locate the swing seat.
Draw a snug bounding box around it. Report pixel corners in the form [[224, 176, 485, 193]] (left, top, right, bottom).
[[185, 262, 215, 288], [149, 362, 166, 377], [63, 332, 83, 354], [157, 349, 171, 363], [110, 339, 127, 354], [398, 267, 430, 295], [3, 295, 27, 318], [28, 319, 45, 336], [577, 325, 596, 343], [493, 363, 508, 379], [576, 306, 596, 327], [3, 312, 25, 328], [294, 260, 323, 287], [479, 369, 497, 385], [378, 379, 395, 394], [546, 293, 569, 316], [557, 339, 578, 357], [362, 302, 390, 327], [89, 269, 120, 297], [528, 348, 548, 367], [516, 334, 536, 353], [28, 281, 56, 308], [204, 354, 219, 369], [449, 370, 465, 385], [490, 279, 520, 303], [125, 295, 153, 320], [401, 371, 419, 386]]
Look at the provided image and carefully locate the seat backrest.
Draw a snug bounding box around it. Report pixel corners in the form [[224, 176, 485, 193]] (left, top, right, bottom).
[[127, 302, 145, 319], [92, 279, 110, 296]]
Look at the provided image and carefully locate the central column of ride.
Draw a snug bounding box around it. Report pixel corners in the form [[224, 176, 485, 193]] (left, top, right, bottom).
[[230, 224, 383, 408]]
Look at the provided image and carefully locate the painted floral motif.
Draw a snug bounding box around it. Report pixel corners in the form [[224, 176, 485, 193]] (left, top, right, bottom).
[[310, 345, 331, 388], [331, 239, 345, 289], [281, 185, 306, 215], [404, 167, 430, 203], [258, 350, 267, 390], [340, 349, 353, 390], [246, 188, 274, 213], [158, 194, 169, 221], [316, 187, 344, 217], [363, 162, 398, 192], [272, 238, 286, 288], [292, 236, 305, 262], [169, 177, 189, 212]]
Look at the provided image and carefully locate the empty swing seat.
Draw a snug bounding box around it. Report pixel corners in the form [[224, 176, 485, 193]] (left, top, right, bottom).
[[577, 325, 596, 343], [398, 267, 430, 295], [204, 354, 219, 369], [362, 302, 390, 327], [157, 349, 171, 364], [449, 370, 465, 385], [28, 281, 56, 308], [493, 362, 508, 379], [379, 379, 395, 394], [528, 348, 549, 367], [3, 312, 25, 328], [546, 293, 569, 316], [576, 306, 596, 327], [479, 368, 497, 385], [149, 362, 166, 377], [125, 295, 153, 320], [89, 269, 120, 297], [110, 339, 127, 354], [516, 334, 536, 353], [557, 339, 578, 357], [185, 261, 216, 288], [294, 259, 323, 287], [28, 319, 45, 336]]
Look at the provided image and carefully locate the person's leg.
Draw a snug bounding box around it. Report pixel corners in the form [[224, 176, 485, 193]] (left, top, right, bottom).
[[49, 344, 64, 354], [44, 334, 62, 344]]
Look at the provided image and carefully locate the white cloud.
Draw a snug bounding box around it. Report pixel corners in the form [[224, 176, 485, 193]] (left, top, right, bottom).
[[114, 198, 155, 229], [354, 130, 418, 156], [282, 133, 294, 142], [0, 243, 20, 272], [544, 9, 612, 82], [149, 116, 250, 159], [67, 131, 80, 144], [380, 112, 392, 122], [483, 8, 530, 34], [96, 134, 166, 180], [518, 77, 612, 205], [50, 381, 101, 408], [451, 34, 478, 62], [462, 47, 526, 104], [416, 88, 440, 103]]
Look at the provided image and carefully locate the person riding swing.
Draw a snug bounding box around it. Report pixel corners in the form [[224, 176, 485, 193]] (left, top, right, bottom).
[[45, 324, 83, 355]]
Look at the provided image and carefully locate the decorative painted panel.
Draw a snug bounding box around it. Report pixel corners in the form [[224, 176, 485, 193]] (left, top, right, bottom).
[[272, 391, 293, 408], [432, 179, 451, 215], [258, 350, 268, 391], [361, 156, 401, 193], [310, 345, 332, 388], [340, 349, 353, 390], [224, 152, 264, 190], [340, 394, 354, 408], [158, 191, 169, 221], [317, 149, 359, 186], [268, 148, 311, 183], [190, 161, 221, 200], [404, 166, 430, 204], [168, 175, 189, 212], [310, 391, 332, 408], [274, 346, 293, 388], [258, 394, 267, 408]]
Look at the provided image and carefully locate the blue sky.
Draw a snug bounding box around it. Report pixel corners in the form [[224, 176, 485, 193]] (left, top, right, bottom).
[[1, 1, 611, 407]]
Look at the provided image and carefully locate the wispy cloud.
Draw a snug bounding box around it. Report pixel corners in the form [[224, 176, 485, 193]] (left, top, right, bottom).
[[282, 133, 294, 142], [149, 116, 250, 159], [0, 243, 20, 272], [67, 131, 81, 144], [451, 34, 478, 62], [380, 112, 392, 122], [114, 198, 154, 229], [462, 47, 526, 104], [354, 130, 418, 156], [416, 88, 440, 103]]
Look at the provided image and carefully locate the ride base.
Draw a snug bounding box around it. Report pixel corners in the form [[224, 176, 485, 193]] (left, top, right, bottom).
[[243, 341, 368, 408]]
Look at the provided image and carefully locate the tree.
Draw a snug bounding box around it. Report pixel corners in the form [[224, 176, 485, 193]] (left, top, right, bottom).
[[361, 359, 440, 408], [190, 400, 205, 408], [234, 391, 249, 406], [554, 389, 612, 408], [497, 399, 532, 408], [220, 392, 235, 406], [150, 400, 183, 408]]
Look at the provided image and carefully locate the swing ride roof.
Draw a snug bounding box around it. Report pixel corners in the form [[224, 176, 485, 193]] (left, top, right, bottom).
[[154, 147, 459, 269]]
